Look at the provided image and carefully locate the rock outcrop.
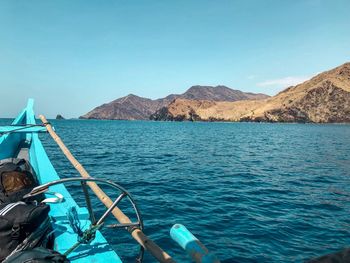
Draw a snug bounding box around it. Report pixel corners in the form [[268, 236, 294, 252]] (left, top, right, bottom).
[[56, 114, 65, 120], [151, 62, 350, 123], [80, 86, 269, 120]]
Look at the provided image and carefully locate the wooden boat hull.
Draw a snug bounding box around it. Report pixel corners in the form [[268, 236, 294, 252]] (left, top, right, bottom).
[[0, 100, 122, 262]]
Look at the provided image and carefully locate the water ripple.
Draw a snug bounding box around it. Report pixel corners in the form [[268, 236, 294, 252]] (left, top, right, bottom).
[[24, 120, 350, 262]]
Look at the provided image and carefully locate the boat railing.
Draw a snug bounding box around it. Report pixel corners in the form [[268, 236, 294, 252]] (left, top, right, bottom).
[[24, 177, 145, 262]]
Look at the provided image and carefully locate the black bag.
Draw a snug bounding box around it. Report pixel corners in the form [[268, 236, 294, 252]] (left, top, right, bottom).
[[0, 158, 41, 203], [0, 202, 51, 261], [3, 247, 69, 263]]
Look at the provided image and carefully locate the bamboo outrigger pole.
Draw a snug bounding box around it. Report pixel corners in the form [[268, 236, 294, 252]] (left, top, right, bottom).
[[39, 115, 175, 263]]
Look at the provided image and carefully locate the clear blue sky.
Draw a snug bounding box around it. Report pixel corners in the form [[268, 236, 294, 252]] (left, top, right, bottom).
[[0, 0, 349, 118]]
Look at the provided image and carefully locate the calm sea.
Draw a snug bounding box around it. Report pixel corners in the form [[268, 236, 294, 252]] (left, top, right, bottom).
[[2, 119, 350, 262]]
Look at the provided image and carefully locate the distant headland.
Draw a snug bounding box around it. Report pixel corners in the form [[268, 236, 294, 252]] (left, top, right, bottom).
[[80, 62, 350, 123]]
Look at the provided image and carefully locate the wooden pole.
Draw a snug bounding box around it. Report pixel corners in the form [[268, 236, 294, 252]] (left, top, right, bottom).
[[39, 115, 175, 263]]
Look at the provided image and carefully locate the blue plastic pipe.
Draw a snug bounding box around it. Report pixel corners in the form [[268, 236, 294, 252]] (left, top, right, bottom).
[[170, 224, 220, 263]]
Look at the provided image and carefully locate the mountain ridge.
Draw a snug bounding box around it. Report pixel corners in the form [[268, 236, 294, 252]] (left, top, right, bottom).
[[80, 85, 269, 120], [151, 62, 350, 123]]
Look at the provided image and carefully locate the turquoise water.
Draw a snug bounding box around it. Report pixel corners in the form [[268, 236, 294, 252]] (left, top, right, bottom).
[[2, 119, 350, 262]]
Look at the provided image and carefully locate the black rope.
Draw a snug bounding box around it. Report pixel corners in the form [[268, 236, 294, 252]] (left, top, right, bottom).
[[65, 206, 103, 256], [0, 124, 47, 136], [67, 207, 84, 240], [8, 124, 46, 127]]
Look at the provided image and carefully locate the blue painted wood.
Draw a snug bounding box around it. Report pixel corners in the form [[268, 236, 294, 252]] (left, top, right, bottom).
[[170, 224, 220, 263], [0, 100, 123, 263], [0, 106, 27, 159]]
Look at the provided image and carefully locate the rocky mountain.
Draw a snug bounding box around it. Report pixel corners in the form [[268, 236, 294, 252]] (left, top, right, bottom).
[[151, 62, 350, 123], [80, 94, 164, 120], [80, 86, 269, 120]]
